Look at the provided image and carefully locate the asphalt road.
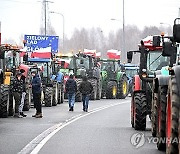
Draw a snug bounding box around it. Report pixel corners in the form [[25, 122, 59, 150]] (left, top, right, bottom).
[[0, 97, 164, 154]]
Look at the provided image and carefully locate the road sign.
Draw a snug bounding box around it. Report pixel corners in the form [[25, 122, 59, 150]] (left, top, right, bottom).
[[24, 35, 59, 53]]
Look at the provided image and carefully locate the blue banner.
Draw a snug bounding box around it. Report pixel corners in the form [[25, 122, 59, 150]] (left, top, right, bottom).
[[24, 35, 59, 53]]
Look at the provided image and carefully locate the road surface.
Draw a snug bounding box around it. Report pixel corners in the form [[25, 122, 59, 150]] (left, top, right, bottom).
[[0, 98, 164, 154]]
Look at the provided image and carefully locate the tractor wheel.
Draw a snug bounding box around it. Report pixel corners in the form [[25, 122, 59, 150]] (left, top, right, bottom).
[[8, 92, 14, 116], [88, 78, 97, 100], [52, 83, 58, 106], [44, 87, 53, 107], [117, 75, 128, 99], [106, 81, 117, 99], [23, 92, 30, 111], [157, 85, 168, 151], [134, 93, 147, 130], [166, 76, 179, 154], [75, 78, 82, 102], [58, 84, 61, 104], [131, 94, 135, 128], [151, 92, 158, 137], [0, 85, 9, 118], [96, 79, 102, 100]]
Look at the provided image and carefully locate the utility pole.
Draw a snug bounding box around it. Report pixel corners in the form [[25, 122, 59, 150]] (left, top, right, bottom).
[[122, 0, 125, 62], [42, 0, 53, 36]]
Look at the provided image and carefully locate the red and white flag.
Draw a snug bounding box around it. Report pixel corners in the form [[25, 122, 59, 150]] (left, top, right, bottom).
[[31, 47, 51, 58], [107, 50, 121, 59], [96, 52, 101, 58], [84, 49, 96, 57]]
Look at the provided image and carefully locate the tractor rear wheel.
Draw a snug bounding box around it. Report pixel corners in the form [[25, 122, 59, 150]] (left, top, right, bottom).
[[44, 87, 53, 107], [0, 85, 9, 118], [89, 78, 97, 100], [151, 92, 158, 137], [106, 81, 117, 99], [75, 78, 82, 102], [134, 93, 147, 130], [131, 94, 135, 128], [117, 75, 128, 99], [166, 76, 179, 154], [157, 85, 168, 151], [96, 79, 102, 100]]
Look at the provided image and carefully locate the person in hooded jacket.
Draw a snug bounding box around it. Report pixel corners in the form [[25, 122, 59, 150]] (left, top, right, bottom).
[[65, 74, 77, 111], [79, 76, 93, 112], [31, 71, 42, 118]]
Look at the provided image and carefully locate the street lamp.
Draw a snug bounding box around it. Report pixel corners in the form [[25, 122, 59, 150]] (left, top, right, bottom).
[[111, 18, 125, 62], [50, 11, 65, 51]]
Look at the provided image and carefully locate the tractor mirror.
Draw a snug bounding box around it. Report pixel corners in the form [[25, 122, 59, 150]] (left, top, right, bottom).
[[173, 18, 180, 43], [153, 36, 161, 47], [162, 42, 173, 56], [96, 57, 100, 62], [23, 54, 28, 61], [127, 51, 133, 63], [61, 61, 65, 67]]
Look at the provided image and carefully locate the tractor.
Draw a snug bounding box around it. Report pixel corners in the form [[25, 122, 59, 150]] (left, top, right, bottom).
[[123, 63, 139, 96], [100, 59, 128, 99], [69, 53, 101, 102], [127, 35, 170, 131], [0, 44, 26, 117], [151, 18, 180, 153], [26, 58, 64, 107]]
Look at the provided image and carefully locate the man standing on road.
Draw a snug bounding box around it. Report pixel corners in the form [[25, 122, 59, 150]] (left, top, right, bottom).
[[31, 71, 42, 118], [12, 72, 23, 118], [79, 76, 93, 112], [65, 74, 77, 111], [19, 69, 27, 117]]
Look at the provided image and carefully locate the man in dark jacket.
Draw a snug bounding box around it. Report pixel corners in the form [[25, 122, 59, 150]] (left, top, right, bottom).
[[31, 71, 42, 118], [79, 76, 93, 112], [12, 72, 23, 118], [19, 69, 27, 117], [65, 74, 77, 111]]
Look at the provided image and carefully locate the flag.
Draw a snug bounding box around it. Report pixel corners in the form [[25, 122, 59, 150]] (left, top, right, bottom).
[[107, 50, 121, 59], [96, 52, 101, 58], [84, 49, 96, 57], [31, 47, 51, 58]]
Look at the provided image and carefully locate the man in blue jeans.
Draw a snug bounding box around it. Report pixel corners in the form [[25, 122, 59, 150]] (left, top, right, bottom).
[[65, 74, 77, 111], [79, 76, 93, 112]]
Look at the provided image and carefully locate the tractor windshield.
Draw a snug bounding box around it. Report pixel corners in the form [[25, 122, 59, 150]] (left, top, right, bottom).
[[125, 69, 138, 77], [147, 51, 170, 71], [101, 61, 114, 71], [5, 50, 20, 70], [76, 57, 89, 69]]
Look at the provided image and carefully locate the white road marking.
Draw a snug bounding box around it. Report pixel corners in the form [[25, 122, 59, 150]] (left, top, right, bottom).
[[18, 100, 129, 154]]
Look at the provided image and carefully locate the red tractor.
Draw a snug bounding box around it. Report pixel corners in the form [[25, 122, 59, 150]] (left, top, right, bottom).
[[127, 35, 170, 131]]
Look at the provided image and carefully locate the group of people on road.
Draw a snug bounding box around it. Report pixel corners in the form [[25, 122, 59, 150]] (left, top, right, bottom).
[[12, 70, 42, 118], [65, 74, 93, 112], [12, 68, 93, 118]]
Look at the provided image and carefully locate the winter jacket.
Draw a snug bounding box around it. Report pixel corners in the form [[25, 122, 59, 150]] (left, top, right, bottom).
[[65, 78, 77, 94], [79, 81, 93, 95], [12, 77, 23, 93], [21, 75, 26, 92], [32, 74, 41, 94]]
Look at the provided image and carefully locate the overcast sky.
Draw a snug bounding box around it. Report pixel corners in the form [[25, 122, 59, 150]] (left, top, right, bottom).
[[0, 0, 180, 44]]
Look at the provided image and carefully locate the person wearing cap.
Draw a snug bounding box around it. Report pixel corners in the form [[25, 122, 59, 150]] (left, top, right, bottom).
[[65, 74, 77, 111], [12, 72, 24, 118], [31, 71, 42, 118], [79, 76, 93, 112], [18, 69, 27, 117]]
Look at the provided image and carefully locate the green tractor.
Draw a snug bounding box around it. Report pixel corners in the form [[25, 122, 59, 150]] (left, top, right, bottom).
[[100, 59, 128, 99], [69, 53, 102, 102]]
